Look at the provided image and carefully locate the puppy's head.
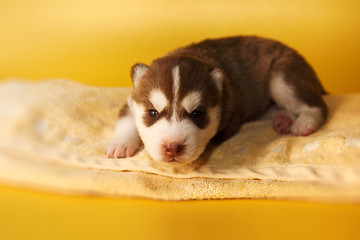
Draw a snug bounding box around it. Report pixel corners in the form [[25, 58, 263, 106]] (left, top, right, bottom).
[[130, 57, 223, 165]]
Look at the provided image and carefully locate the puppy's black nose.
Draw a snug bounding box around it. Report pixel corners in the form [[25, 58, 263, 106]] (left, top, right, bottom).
[[163, 143, 185, 157]]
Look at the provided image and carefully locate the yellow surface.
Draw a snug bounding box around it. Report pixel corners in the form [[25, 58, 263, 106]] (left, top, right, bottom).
[[1, 0, 360, 239], [1, 185, 360, 240]]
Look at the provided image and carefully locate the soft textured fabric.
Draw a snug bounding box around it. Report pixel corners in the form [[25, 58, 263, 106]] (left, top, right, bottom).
[[0, 80, 360, 201]]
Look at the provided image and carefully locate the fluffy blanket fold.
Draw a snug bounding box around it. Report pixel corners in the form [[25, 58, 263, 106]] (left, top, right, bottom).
[[0, 80, 360, 201]]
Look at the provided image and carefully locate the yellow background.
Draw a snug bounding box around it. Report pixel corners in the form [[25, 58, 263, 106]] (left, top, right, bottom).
[[1, 0, 360, 239], [1, 0, 360, 93]]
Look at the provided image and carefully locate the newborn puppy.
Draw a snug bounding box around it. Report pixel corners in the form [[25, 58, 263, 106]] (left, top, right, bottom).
[[106, 36, 327, 165]]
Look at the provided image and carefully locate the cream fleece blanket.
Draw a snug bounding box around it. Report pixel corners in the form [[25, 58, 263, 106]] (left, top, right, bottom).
[[0, 80, 360, 201]]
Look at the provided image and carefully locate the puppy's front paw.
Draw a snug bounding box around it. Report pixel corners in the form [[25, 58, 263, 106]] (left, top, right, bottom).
[[105, 138, 141, 158]]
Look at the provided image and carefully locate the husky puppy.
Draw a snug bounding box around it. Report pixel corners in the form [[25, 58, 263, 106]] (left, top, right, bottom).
[[106, 36, 327, 165]]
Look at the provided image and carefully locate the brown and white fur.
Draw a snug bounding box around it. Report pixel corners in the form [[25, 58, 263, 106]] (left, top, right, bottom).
[[106, 36, 328, 165]]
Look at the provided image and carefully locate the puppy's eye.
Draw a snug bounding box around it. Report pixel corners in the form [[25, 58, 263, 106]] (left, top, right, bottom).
[[148, 109, 159, 118], [190, 109, 203, 119]]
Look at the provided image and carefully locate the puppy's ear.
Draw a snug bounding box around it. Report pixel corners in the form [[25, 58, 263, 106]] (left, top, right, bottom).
[[131, 63, 148, 88], [210, 68, 224, 94]]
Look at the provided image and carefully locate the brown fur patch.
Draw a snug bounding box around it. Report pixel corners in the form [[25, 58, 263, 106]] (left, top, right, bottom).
[[130, 36, 327, 141]]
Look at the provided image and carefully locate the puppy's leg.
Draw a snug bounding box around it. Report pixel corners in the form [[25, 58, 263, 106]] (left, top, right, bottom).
[[106, 99, 141, 158], [269, 72, 327, 136]]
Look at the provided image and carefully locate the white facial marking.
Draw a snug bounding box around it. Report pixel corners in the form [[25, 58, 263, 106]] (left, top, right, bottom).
[[172, 65, 180, 103], [149, 89, 169, 113], [181, 91, 202, 113], [171, 65, 181, 120], [132, 100, 221, 164], [131, 64, 222, 164]]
